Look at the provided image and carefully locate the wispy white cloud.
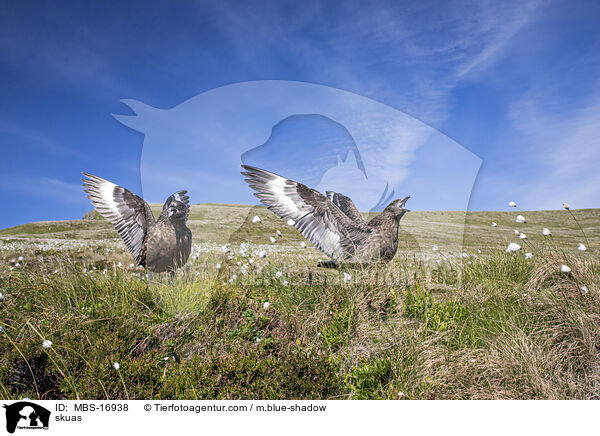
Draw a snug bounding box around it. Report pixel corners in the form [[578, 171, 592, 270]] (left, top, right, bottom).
[[508, 82, 600, 209], [0, 11, 136, 96], [0, 174, 86, 206], [0, 121, 83, 158], [456, 1, 542, 77], [208, 1, 540, 128]]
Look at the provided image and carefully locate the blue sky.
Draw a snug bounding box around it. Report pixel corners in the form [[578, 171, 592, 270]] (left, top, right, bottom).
[[1, 0, 599, 229]]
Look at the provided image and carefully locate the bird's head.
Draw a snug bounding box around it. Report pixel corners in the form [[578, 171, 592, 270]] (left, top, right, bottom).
[[167, 200, 188, 221], [385, 196, 410, 217]]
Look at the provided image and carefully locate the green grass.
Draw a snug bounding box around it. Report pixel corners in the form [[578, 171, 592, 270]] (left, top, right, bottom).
[[0, 205, 599, 399]]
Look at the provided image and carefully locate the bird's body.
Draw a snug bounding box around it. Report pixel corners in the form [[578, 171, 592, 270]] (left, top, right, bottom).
[[142, 215, 192, 272], [241, 165, 409, 264], [82, 173, 192, 273]]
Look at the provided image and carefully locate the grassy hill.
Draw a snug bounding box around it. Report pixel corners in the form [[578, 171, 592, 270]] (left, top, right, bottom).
[[0, 204, 599, 400], [1, 204, 598, 255]]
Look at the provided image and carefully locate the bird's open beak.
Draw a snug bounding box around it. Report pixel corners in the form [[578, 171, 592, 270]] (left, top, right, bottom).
[[399, 195, 410, 209]]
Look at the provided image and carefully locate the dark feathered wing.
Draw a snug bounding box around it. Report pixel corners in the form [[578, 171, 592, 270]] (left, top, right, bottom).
[[326, 191, 365, 223], [163, 191, 189, 210], [241, 165, 371, 260], [82, 173, 155, 263], [162, 190, 190, 219]]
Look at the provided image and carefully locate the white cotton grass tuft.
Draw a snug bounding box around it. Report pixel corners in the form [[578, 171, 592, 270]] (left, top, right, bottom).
[[300, 241, 307, 248], [580, 285, 588, 294], [514, 230, 520, 235], [287, 219, 295, 226], [577, 243, 587, 251], [491, 222, 498, 227], [560, 264, 571, 273], [269, 236, 276, 244], [282, 280, 289, 286], [258, 250, 267, 258], [275, 271, 283, 279], [542, 228, 551, 236], [252, 215, 261, 223], [343, 272, 351, 283], [562, 202, 569, 210], [113, 362, 120, 370], [509, 201, 517, 207], [525, 252, 533, 259], [216, 263, 221, 270], [506, 242, 521, 253], [263, 302, 270, 310], [432, 245, 439, 251], [276, 230, 282, 237], [42, 340, 53, 349], [519, 233, 527, 239], [516, 215, 526, 223], [0, 292, 4, 302]]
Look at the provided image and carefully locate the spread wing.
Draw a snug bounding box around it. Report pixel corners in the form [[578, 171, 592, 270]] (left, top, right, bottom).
[[161, 190, 190, 219], [162, 191, 189, 211], [241, 165, 371, 260], [82, 172, 155, 262], [326, 191, 365, 224]]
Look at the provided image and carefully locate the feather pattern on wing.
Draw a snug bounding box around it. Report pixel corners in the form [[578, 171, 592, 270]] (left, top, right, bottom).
[[326, 191, 365, 223], [82, 172, 155, 262], [242, 165, 372, 260], [163, 191, 189, 210]]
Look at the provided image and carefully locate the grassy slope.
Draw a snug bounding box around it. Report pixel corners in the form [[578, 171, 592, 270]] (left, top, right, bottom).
[[2, 204, 599, 252], [1, 205, 599, 400]]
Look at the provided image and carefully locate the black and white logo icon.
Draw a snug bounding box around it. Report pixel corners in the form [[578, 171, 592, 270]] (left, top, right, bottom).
[[3, 402, 50, 434]]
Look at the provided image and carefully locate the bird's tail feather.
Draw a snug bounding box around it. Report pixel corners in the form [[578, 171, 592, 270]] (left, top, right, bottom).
[[317, 260, 339, 268]]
